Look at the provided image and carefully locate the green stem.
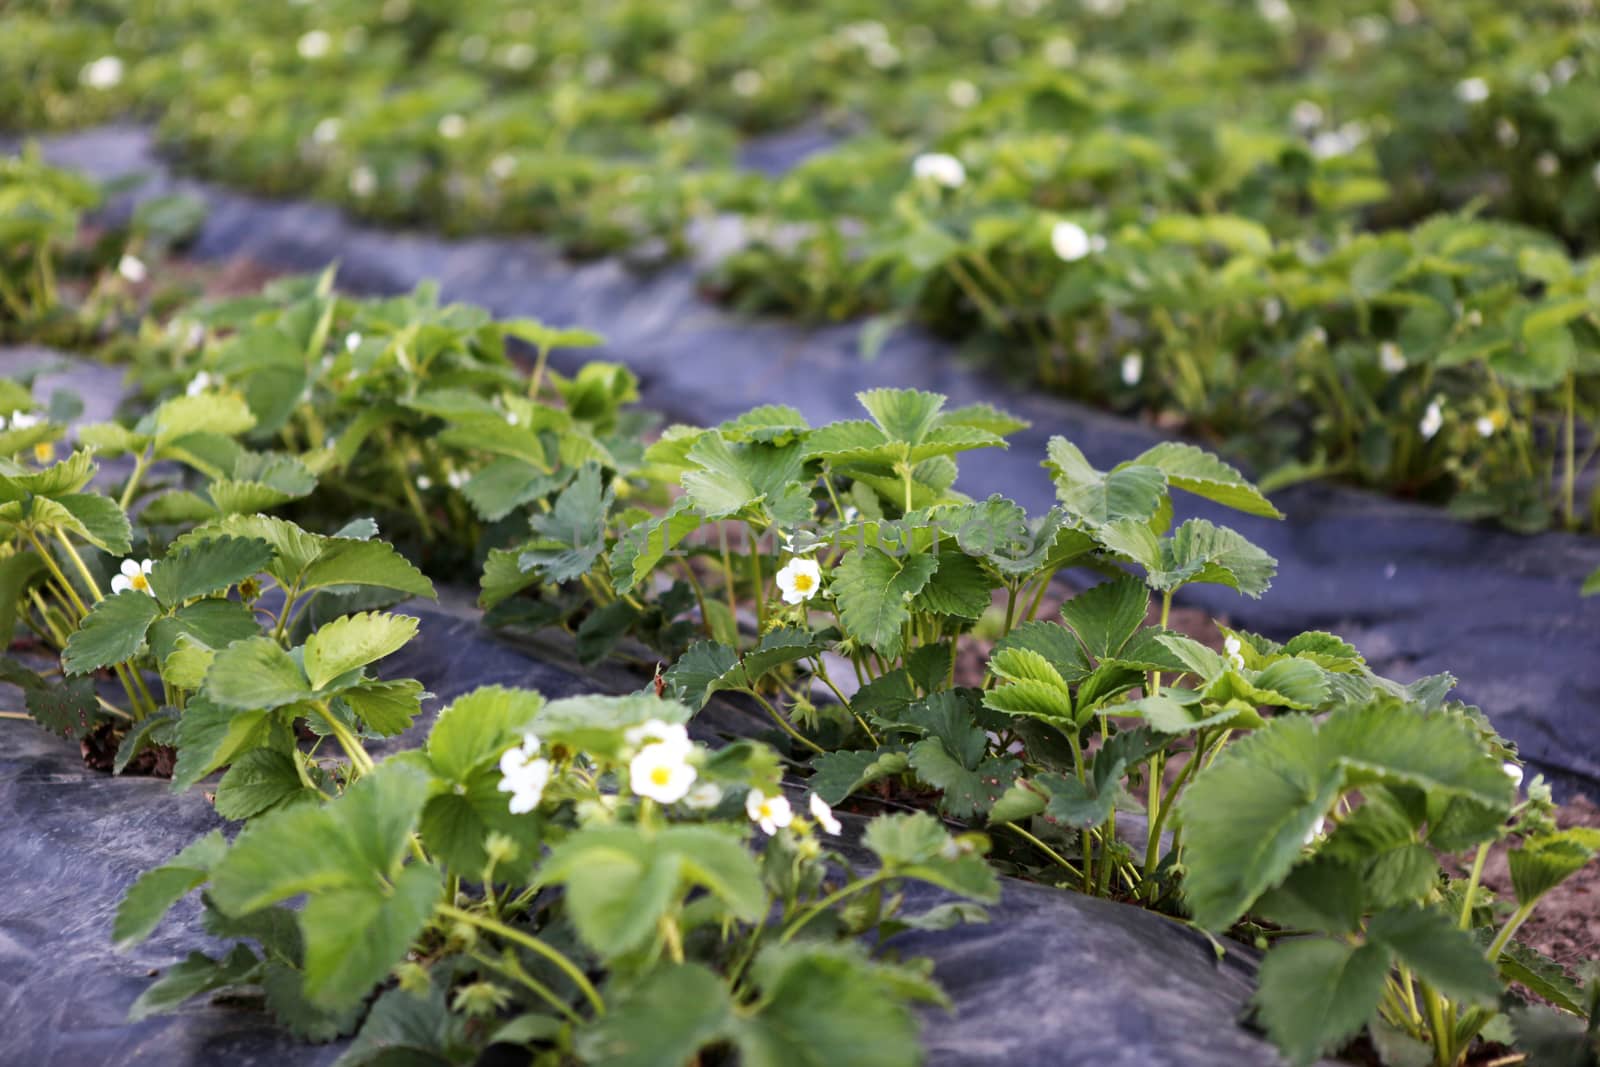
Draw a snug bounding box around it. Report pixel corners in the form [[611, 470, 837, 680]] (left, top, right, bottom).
[[1485, 902, 1536, 962], [470, 948, 583, 1024], [118, 450, 151, 512], [1458, 842, 1490, 930], [1562, 370, 1577, 529], [440, 904, 604, 1017], [1002, 822, 1084, 880], [315, 702, 376, 776], [746, 689, 825, 755], [778, 871, 891, 945]]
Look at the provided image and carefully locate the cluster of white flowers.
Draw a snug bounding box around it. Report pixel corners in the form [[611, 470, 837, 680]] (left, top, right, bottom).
[[776, 557, 824, 604], [80, 56, 124, 90], [912, 152, 966, 189], [498, 734, 552, 813], [1224, 634, 1246, 671], [111, 558, 156, 597], [0, 411, 42, 431]]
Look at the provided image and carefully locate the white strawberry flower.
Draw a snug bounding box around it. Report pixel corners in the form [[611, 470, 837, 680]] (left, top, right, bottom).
[[1120, 353, 1143, 386], [1051, 220, 1094, 262], [447, 469, 468, 490], [1475, 415, 1497, 438], [437, 113, 466, 139], [947, 80, 980, 109], [80, 56, 124, 90], [624, 719, 691, 752], [1502, 761, 1524, 787], [630, 741, 698, 804], [297, 30, 332, 59], [912, 153, 966, 189], [684, 781, 723, 810], [497, 732, 552, 814], [186, 371, 215, 396], [1420, 399, 1444, 440], [345, 331, 363, 352], [1291, 100, 1324, 131], [1224, 634, 1246, 671], [776, 557, 823, 604], [1378, 341, 1406, 374], [8, 411, 41, 430], [1537, 152, 1559, 178], [118, 254, 147, 284], [731, 69, 764, 97], [809, 793, 842, 835], [111, 558, 155, 596], [416, 475, 432, 490], [1455, 77, 1489, 104], [746, 789, 793, 835], [349, 165, 377, 198], [312, 117, 342, 145]]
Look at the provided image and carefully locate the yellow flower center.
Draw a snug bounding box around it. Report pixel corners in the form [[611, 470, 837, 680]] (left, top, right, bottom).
[[791, 573, 813, 592], [131, 574, 149, 592], [758, 801, 774, 818], [33, 442, 54, 463], [650, 766, 672, 787]]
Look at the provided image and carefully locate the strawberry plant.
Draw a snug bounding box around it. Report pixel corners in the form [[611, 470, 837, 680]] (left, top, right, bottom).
[[115, 687, 999, 1064]]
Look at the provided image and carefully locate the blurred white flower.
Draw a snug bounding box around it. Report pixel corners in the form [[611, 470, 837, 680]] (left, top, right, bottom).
[[503, 43, 536, 71], [1475, 415, 1498, 438], [1291, 100, 1324, 131], [684, 781, 723, 810], [349, 165, 377, 198], [186, 371, 214, 396], [912, 152, 965, 188], [1262, 298, 1283, 325], [117, 254, 147, 284], [312, 117, 341, 145], [447, 469, 468, 490], [624, 719, 691, 751], [1420, 399, 1444, 440], [1043, 36, 1077, 67], [1378, 341, 1406, 374], [1495, 118, 1519, 149], [1455, 77, 1489, 104], [746, 790, 793, 835], [1120, 353, 1143, 386], [1537, 152, 1560, 178], [497, 732, 551, 813], [437, 113, 466, 139], [297, 30, 332, 60], [489, 154, 517, 181], [1051, 220, 1094, 262], [947, 80, 980, 108], [630, 741, 698, 804], [1225, 634, 1246, 671], [80, 56, 125, 90], [731, 69, 764, 97], [809, 793, 842, 835], [1257, 0, 1293, 24], [416, 475, 432, 490], [1553, 57, 1578, 85], [1502, 761, 1524, 787]]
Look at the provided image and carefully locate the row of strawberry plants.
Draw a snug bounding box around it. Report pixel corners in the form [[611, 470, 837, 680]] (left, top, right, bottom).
[[5, 2, 1600, 533], [3, 254, 1596, 1063]]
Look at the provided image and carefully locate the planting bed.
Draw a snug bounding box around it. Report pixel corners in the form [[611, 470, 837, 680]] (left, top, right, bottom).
[[4, 9, 1600, 1063], [28, 124, 1600, 802]]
